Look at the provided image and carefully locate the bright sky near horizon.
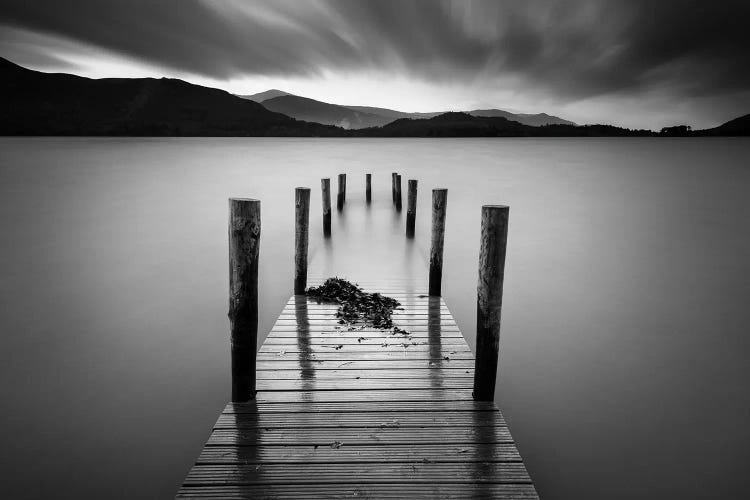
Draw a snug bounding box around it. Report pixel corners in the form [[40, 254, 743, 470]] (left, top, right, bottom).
[[1, 0, 749, 129]]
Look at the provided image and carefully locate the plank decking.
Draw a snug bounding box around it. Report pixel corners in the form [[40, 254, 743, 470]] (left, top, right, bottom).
[[178, 282, 539, 499]]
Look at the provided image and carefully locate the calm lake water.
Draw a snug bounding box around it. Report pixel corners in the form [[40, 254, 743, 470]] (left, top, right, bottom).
[[1, 137, 749, 499]]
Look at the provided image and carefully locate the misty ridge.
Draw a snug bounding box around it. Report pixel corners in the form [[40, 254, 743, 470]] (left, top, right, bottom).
[[1, 56, 748, 138]]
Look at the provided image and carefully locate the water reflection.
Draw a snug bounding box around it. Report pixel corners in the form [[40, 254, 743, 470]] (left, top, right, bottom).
[[232, 403, 261, 481], [293, 295, 316, 386], [427, 296, 444, 389]]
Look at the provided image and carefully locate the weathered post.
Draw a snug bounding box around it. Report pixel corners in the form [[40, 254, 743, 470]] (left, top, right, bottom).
[[337, 174, 346, 210], [428, 189, 448, 296], [321, 178, 331, 237], [391, 172, 397, 204], [406, 179, 417, 237], [228, 198, 260, 402], [395, 174, 403, 211], [473, 205, 509, 401], [294, 187, 311, 295], [366, 173, 372, 204]]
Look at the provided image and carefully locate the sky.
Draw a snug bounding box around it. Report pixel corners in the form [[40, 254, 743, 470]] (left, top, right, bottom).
[[1, 0, 749, 129]]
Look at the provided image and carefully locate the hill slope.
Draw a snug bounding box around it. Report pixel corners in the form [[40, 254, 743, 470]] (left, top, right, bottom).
[[704, 113, 750, 136], [0, 58, 343, 136], [238, 89, 290, 102], [241, 90, 575, 128], [356, 112, 652, 137], [261, 95, 391, 129]]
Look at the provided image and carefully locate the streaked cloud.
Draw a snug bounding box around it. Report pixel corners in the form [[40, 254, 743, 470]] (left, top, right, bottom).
[[1, 0, 748, 128]]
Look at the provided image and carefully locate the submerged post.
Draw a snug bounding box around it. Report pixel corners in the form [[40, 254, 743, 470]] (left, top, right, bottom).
[[228, 198, 260, 402], [428, 189, 448, 296], [366, 173, 372, 204], [406, 179, 418, 237], [391, 172, 397, 204], [337, 174, 346, 210], [473, 205, 509, 401], [294, 187, 311, 295], [395, 174, 403, 211], [321, 178, 331, 237]]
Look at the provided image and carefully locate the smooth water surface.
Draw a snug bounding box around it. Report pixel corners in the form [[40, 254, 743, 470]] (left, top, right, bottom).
[[1, 137, 749, 499]]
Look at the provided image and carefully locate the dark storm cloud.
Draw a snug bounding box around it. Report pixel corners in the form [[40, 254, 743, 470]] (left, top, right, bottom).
[[2, 0, 749, 101]]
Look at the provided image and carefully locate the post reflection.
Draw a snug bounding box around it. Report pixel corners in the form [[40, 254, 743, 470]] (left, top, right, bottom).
[[294, 295, 316, 386], [471, 407, 495, 498], [427, 295, 444, 389], [232, 400, 262, 482]]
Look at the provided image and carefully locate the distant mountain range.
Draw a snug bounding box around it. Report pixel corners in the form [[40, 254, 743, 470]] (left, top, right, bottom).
[[240, 89, 576, 128], [1, 57, 747, 137], [0, 58, 340, 136]]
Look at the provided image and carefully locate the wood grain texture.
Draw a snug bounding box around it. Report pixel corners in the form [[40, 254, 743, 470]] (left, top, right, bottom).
[[395, 173, 403, 211], [429, 189, 448, 296], [228, 198, 260, 402], [406, 178, 418, 237], [474, 205, 509, 401], [180, 288, 538, 499], [320, 178, 331, 237], [336, 173, 346, 209], [293, 188, 310, 295]]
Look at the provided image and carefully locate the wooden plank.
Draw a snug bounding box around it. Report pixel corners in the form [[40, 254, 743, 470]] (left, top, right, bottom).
[[255, 378, 473, 391], [215, 411, 505, 428], [258, 344, 471, 354], [256, 351, 474, 361], [207, 426, 514, 446], [255, 359, 475, 370], [254, 389, 475, 403], [197, 443, 522, 464], [180, 288, 538, 499], [255, 368, 473, 379], [225, 400, 497, 413], [177, 484, 539, 499], [262, 337, 469, 346], [184, 462, 531, 485], [265, 329, 464, 337]]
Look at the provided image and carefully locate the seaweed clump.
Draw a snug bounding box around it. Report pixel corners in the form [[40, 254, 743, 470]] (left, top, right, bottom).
[[306, 277, 401, 329]]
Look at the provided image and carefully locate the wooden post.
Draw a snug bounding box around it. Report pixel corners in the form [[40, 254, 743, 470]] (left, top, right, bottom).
[[337, 174, 346, 210], [321, 178, 331, 237], [294, 187, 311, 295], [395, 174, 402, 211], [473, 205, 509, 401], [391, 172, 397, 204], [228, 198, 260, 402], [366, 173, 372, 204], [428, 189, 448, 296], [406, 179, 417, 237]]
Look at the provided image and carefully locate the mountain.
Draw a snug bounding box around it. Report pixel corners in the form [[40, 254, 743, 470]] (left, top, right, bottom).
[[704, 113, 750, 136], [0, 58, 343, 136], [355, 112, 652, 137], [249, 91, 575, 128], [467, 109, 575, 126], [238, 89, 290, 102], [2, 59, 745, 137], [261, 95, 392, 129], [344, 106, 440, 120]]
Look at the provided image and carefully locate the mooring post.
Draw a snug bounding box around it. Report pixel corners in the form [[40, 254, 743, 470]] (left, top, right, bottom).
[[428, 189, 448, 296], [366, 173, 372, 204], [294, 187, 311, 295], [406, 179, 418, 237], [473, 205, 509, 401], [391, 172, 397, 204], [395, 174, 403, 211], [321, 178, 331, 237], [228, 198, 260, 402], [337, 173, 346, 210]]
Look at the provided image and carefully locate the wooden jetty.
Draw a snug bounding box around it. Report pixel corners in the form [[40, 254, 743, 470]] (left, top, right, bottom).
[[178, 176, 538, 499]]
